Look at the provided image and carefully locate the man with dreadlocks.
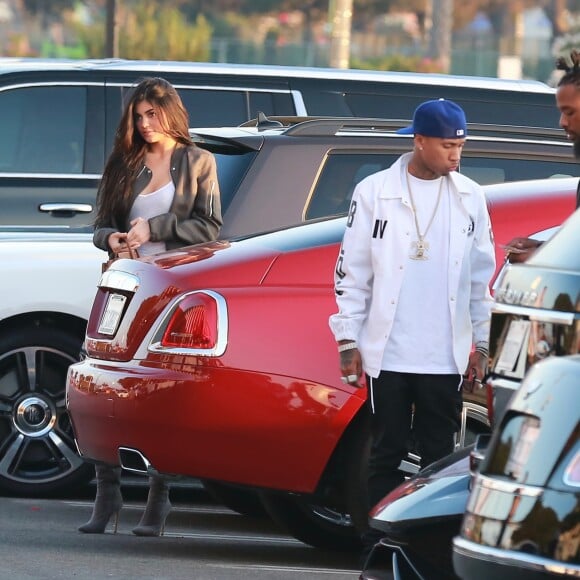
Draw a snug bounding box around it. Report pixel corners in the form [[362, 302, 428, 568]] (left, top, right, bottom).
[[505, 49, 580, 262]]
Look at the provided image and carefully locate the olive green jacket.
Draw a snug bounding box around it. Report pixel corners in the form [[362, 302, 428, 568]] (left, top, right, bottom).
[[93, 144, 222, 256]]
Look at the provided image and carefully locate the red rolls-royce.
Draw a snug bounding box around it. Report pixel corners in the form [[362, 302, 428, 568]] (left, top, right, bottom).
[[66, 177, 577, 549]]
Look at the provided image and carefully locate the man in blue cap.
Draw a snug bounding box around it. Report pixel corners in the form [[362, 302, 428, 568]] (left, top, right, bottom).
[[328, 98, 496, 564]]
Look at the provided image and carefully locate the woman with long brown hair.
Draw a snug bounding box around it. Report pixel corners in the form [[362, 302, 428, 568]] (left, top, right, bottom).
[[81, 76, 222, 536]]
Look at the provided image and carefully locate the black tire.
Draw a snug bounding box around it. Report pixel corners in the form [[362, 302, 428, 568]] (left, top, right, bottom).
[[0, 325, 94, 496], [259, 490, 361, 551], [258, 413, 370, 551], [201, 480, 267, 518]]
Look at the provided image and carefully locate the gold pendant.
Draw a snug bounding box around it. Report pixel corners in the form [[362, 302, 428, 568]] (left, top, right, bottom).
[[410, 239, 429, 260]]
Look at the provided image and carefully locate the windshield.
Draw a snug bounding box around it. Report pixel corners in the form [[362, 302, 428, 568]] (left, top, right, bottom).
[[528, 206, 580, 271]]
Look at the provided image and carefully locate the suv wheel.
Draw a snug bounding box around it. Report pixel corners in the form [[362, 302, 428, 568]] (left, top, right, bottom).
[[0, 326, 93, 496]]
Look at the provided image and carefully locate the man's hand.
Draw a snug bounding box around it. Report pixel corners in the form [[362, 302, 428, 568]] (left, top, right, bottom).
[[502, 237, 542, 264], [338, 341, 363, 387], [463, 350, 487, 393]]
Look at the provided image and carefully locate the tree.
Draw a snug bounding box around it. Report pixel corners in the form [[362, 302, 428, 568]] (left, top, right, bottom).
[[75, 0, 213, 60]]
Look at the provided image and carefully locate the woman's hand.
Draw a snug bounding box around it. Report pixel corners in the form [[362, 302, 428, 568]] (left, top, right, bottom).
[[108, 232, 129, 254], [127, 217, 151, 249]]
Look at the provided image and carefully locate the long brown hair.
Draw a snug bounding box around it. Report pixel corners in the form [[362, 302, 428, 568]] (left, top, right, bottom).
[[95, 77, 193, 225]]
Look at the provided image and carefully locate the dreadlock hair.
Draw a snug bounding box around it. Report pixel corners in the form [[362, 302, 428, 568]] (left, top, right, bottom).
[[556, 50, 580, 88], [95, 77, 193, 228]]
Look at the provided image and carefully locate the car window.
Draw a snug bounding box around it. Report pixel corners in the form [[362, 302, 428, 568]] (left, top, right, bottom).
[[0, 86, 86, 174], [197, 142, 258, 213], [179, 89, 251, 126], [306, 152, 397, 220], [249, 91, 296, 120], [343, 90, 560, 128], [181, 89, 295, 126], [460, 156, 576, 185]]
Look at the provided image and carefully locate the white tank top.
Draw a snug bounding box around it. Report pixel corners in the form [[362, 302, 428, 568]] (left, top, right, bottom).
[[129, 181, 175, 256]]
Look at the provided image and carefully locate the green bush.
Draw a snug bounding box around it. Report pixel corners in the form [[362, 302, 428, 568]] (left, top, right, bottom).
[[73, 1, 213, 61]]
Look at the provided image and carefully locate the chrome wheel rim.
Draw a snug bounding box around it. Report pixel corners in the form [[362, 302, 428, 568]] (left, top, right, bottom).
[[0, 345, 83, 487]]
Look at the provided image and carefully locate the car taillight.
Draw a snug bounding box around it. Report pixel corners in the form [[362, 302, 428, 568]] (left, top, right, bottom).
[[151, 289, 229, 355], [161, 292, 217, 348], [564, 449, 580, 487]]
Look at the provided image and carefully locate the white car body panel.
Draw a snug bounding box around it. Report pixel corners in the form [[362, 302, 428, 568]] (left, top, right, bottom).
[[0, 232, 106, 322]]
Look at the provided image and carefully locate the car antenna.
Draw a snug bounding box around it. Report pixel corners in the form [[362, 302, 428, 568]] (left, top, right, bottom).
[[255, 111, 283, 130]]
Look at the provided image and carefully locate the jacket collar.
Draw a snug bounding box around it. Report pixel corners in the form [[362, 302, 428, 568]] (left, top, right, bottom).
[[378, 152, 472, 201]]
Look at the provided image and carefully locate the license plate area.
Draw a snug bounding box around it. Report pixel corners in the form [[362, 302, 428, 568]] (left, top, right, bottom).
[[493, 317, 531, 380], [490, 311, 579, 381], [98, 293, 127, 336]]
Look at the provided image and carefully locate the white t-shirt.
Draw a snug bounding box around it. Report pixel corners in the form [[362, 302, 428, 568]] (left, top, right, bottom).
[[129, 181, 175, 256], [381, 172, 457, 374]]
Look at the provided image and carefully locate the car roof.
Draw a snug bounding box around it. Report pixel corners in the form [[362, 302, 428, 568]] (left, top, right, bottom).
[[0, 57, 555, 94], [190, 115, 571, 147]]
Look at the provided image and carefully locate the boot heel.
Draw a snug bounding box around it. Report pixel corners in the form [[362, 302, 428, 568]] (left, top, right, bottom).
[[78, 465, 123, 534], [132, 476, 172, 537], [112, 510, 120, 534]]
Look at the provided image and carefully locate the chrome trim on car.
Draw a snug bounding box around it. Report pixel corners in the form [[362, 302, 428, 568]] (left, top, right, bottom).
[[456, 402, 490, 449], [291, 90, 308, 116], [563, 450, 580, 488], [99, 270, 140, 292], [118, 447, 156, 476], [453, 536, 580, 577], [488, 376, 521, 391], [39, 203, 93, 213], [0, 81, 103, 93], [148, 290, 228, 357], [492, 302, 576, 325], [0, 172, 102, 178], [105, 80, 296, 93], [474, 473, 543, 497]]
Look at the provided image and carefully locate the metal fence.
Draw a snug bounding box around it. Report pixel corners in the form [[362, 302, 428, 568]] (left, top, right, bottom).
[[207, 36, 556, 84]]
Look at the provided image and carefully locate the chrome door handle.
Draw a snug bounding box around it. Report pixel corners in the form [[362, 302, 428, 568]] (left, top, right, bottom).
[[39, 203, 93, 214]]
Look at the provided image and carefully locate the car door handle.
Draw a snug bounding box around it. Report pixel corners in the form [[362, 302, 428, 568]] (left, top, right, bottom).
[[39, 203, 93, 215]]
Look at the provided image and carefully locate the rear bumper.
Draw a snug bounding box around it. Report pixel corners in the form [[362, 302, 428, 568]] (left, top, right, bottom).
[[66, 357, 360, 492], [452, 537, 580, 580]]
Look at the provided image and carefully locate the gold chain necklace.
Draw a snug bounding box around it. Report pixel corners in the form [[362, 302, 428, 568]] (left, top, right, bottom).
[[406, 169, 444, 260]]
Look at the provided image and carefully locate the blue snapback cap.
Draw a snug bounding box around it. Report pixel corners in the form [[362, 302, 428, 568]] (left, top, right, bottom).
[[397, 98, 467, 138]]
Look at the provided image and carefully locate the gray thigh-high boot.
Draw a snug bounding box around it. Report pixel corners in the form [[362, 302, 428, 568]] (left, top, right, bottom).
[[132, 475, 171, 537], [78, 464, 123, 534]]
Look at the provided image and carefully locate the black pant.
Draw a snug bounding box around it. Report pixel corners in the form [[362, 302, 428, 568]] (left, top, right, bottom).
[[366, 370, 463, 510]]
